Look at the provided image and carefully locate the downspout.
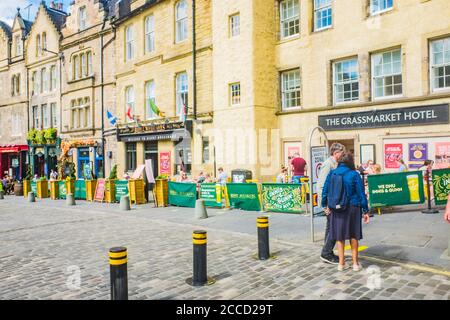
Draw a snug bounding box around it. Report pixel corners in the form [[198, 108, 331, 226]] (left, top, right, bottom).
[[192, 0, 197, 120]]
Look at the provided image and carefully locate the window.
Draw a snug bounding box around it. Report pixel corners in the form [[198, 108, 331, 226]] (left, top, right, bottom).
[[70, 98, 90, 128], [125, 25, 134, 61], [81, 53, 87, 77], [11, 74, 20, 96], [73, 55, 80, 80], [145, 15, 155, 53], [70, 100, 76, 128], [281, 69, 301, 110], [83, 98, 90, 128], [370, 0, 393, 15], [41, 68, 48, 93], [145, 81, 156, 119], [42, 104, 49, 129], [372, 49, 402, 99], [176, 72, 188, 116], [125, 86, 135, 122], [202, 137, 210, 164], [32, 72, 37, 95], [78, 6, 87, 31], [230, 14, 240, 37], [314, 0, 332, 31], [42, 32, 47, 52], [126, 142, 137, 172], [87, 52, 92, 76], [36, 34, 41, 57], [333, 59, 359, 104], [51, 103, 58, 128], [33, 105, 40, 129], [175, 0, 188, 43], [430, 38, 450, 91], [229, 83, 241, 106], [50, 65, 57, 91], [15, 35, 22, 56], [280, 0, 300, 39]]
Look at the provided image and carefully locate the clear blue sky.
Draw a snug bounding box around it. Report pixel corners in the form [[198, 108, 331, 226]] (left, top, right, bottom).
[[0, 0, 71, 26]]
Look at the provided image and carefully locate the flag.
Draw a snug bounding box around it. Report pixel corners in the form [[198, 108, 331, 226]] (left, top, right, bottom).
[[179, 95, 187, 122], [106, 110, 117, 126], [148, 99, 165, 118], [126, 104, 134, 121]]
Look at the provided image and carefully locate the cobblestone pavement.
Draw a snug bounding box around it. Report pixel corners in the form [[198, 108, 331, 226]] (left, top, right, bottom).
[[0, 197, 449, 300]]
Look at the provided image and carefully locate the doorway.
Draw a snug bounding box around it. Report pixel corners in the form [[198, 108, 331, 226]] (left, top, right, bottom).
[[328, 139, 355, 156]]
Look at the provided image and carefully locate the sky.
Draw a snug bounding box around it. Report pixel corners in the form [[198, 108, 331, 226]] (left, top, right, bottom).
[[0, 0, 72, 26]]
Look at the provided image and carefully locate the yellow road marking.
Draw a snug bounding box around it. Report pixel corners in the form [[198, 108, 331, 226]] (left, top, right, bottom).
[[344, 245, 368, 252]]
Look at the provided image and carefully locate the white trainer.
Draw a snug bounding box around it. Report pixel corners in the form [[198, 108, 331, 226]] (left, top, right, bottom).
[[353, 263, 363, 272], [337, 264, 350, 271]]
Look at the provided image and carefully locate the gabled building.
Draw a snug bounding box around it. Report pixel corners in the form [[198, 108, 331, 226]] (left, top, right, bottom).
[[0, 10, 33, 180]]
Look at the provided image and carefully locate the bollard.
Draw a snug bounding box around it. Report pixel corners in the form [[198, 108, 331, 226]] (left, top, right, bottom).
[[0, 191, 4, 200], [66, 193, 76, 206], [109, 247, 128, 300], [186, 230, 215, 286], [257, 216, 270, 260], [120, 195, 131, 211], [28, 191, 35, 203], [195, 199, 208, 219]]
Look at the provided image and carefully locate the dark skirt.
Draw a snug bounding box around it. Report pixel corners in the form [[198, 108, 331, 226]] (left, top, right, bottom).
[[329, 205, 363, 241]]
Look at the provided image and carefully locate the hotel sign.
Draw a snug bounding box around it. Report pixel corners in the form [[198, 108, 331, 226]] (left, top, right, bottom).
[[318, 104, 449, 131], [117, 120, 193, 143]]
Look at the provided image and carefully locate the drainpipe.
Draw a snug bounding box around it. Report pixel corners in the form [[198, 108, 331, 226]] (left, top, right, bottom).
[[192, 0, 197, 120]]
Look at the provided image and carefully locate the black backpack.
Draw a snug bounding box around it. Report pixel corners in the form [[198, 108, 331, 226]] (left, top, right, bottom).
[[327, 169, 350, 212]]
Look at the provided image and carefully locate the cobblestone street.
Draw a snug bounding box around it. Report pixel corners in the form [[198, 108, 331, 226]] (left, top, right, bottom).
[[0, 196, 449, 300]]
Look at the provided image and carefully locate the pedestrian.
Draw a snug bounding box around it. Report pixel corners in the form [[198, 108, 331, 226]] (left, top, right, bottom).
[[196, 171, 206, 184], [276, 166, 288, 183], [317, 142, 346, 265], [217, 167, 228, 186], [49, 169, 58, 181], [397, 159, 408, 172], [123, 172, 130, 180], [204, 173, 213, 183], [419, 160, 434, 200], [290, 152, 307, 184], [321, 152, 370, 272]]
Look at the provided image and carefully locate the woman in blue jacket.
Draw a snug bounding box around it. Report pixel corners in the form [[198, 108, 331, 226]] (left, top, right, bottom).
[[321, 152, 370, 272]]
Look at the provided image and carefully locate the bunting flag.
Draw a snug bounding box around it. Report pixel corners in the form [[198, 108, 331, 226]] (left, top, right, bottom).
[[148, 99, 165, 118], [106, 110, 117, 126], [126, 104, 134, 121]]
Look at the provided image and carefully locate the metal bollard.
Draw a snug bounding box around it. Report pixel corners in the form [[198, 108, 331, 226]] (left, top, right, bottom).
[[195, 199, 208, 219], [28, 191, 35, 202], [109, 247, 128, 300], [120, 195, 131, 211], [186, 230, 215, 286], [0, 191, 4, 200], [66, 193, 76, 206], [257, 216, 270, 260]]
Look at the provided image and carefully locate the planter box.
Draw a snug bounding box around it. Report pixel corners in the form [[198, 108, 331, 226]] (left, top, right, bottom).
[[129, 179, 146, 205], [50, 181, 59, 200], [85, 180, 97, 201], [155, 179, 168, 207], [37, 180, 49, 198], [66, 180, 76, 195], [23, 180, 31, 198], [105, 180, 116, 203]]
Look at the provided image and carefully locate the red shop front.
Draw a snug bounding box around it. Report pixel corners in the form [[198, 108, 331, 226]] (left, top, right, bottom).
[[0, 145, 28, 180]]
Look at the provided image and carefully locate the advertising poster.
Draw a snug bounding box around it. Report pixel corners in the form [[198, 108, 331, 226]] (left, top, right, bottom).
[[408, 143, 428, 169], [432, 169, 450, 205], [435, 142, 450, 169], [384, 144, 403, 169], [261, 184, 303, 214], [311, 146, 327, 214], [159, 152, 171, 175]]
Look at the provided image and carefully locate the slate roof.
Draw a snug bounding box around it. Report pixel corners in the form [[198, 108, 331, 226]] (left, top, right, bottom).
[[0, 20, 12, 39]]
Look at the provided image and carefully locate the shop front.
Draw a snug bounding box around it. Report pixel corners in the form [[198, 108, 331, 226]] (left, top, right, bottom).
[[0, 145, 28, 179], [29, 144, 59, 178], [60, 140, 104, 180]]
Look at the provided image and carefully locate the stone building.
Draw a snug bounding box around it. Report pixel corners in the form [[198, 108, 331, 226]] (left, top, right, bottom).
[[0, 11, 33, 180], [60, 0, 118, 179], [26, 1, 67, 177]]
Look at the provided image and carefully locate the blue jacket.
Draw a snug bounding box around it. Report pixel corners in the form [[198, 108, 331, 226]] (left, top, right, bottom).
[[321, 163, 369, 212]]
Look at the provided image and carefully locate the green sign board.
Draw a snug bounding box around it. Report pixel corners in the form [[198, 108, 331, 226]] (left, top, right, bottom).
[[226, 183, 261, 211], [261, 184, 304, 214], [58, 181, 66, 199], [168, 182, 197, 208], [432, 169, 450, 205], [115, 180, 129, 201], [74, 180, 86, 200], [368, 171, 425, 207], [200, 183, 222, 207], [30, 181, 37, 196]]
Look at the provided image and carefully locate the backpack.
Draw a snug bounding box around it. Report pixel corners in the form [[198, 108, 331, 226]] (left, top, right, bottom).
[[327, 169, 350, 212]]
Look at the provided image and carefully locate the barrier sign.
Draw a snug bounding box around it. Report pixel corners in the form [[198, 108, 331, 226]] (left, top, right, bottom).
[[261, 184, 303, 213], [30, 181, 37, 196], [74, 180, 86, 200], [58, 181, 66, 199], [94, 179, 106, 202], [200, 183, 222, 207], [432, 169, 450, 205], [226, 183, 261, 211], [168, 182, 197, 208], [115, 180, 129, 200], [368, 171, 425, 207]]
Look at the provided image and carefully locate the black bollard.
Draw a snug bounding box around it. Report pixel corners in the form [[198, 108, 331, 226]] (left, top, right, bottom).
[[257, 216, 270, 260], [109, 247, 128, 300], [192, 230, 208, 286], [422, 170, 439, 214]]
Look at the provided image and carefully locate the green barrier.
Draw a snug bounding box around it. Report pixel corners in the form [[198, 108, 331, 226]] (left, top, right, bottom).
[[199, 183, 222, 207], [432, 169, 450, 205], [30, 181, 37, 196], [58, 181, 66, 199], [261, 183, 304, 214], [115, 180, 129, 202], [168, 181, 197, 208], [226, 183, 261, 211], [74, 180, 86, 200], [368, 171, 425, 207]]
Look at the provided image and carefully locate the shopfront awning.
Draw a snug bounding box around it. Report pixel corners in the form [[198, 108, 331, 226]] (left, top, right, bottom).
[[0, 145, 29, 153]]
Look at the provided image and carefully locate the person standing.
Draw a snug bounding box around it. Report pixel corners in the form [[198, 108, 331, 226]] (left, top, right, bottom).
[[217, 167, 228, 186], [290, 153, 307, 184], [276, 166, 288, 183], [321, 152, 370, 271], [397, 159, 408, 172], [317, 142, 346, 264]]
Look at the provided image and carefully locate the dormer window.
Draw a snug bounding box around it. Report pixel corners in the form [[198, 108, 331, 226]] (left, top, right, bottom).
[[79, 6, 87, 31], [36, 34, 41, 57], [42, 32, 47, 52], [15, 35, 22, 56]]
